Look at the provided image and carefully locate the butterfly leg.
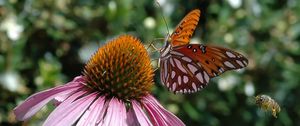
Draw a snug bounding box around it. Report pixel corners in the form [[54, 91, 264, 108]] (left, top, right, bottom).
[[149, 43, 160, 52], [153, 67, 159, 72], [146, 43, 159, 54], [146, 38, 165, 52]]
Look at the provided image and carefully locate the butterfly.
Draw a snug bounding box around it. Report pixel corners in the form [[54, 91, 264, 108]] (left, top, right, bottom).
[[159, 9, 248, 94]]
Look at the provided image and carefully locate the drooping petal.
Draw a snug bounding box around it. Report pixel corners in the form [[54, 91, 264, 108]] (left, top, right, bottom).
[[118, 100, 128, 126], [72, 76, 86, 83], [102, 98, 127, 126], [126, 107, 140, 126], [53, 76, 86, 106], [14, 77, 84, 121], [76, 96, 105, 126], [43, 91, 97, 126], [142, 100, 168, 126], [52, 92, 70, 107], [96, 98, 110, 125], [142, 95, 185, 126], [131, 100, 152, 126]]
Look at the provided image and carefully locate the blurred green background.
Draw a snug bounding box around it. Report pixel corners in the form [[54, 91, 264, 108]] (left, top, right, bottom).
[[0, 0, 299, 125]]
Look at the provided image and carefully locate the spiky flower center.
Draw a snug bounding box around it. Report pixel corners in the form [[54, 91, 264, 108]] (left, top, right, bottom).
[[83, 35, 154, 101]]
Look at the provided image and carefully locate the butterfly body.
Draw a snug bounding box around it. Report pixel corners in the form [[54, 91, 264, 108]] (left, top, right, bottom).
[[159, 9, 248, 93]]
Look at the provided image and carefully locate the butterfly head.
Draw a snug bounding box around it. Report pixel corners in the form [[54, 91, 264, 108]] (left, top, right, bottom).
[[164, 34, 172, 45]]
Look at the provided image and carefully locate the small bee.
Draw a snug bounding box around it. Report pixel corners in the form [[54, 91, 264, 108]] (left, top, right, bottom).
[[255, 94, 281, 118]]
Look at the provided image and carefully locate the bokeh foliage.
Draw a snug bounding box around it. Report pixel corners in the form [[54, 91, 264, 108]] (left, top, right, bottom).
[[0, 0, 299, 125]]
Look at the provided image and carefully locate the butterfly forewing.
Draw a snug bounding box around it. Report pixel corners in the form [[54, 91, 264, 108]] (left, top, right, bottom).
[[169, 9, 200, 47]]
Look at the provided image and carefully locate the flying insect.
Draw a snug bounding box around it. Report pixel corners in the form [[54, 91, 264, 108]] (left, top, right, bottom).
[[255, 94, 280, 118]]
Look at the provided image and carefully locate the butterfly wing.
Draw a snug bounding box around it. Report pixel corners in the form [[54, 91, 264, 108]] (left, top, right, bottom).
[[160, 50, 209, 93], [175, 44, 248, 77], [168, 9, 201, 47], [160, 44, 248, 93]]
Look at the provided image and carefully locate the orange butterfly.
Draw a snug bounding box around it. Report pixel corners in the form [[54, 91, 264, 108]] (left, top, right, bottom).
[[159, 9, 248, 94]]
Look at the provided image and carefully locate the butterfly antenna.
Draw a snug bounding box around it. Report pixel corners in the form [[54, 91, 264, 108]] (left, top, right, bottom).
[[146, 1, 170, 53], [155, 1, 171, 37]]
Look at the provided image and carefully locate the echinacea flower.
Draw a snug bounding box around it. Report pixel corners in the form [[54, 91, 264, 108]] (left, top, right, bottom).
[[14, 35, 185, 126]]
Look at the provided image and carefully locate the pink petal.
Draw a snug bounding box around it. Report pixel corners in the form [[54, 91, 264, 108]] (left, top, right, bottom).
[[53, 76, 86, 106], [14, 77, 84, 121], [142, 101, 168, 126], [142, 95, 185, 126], [131, 100, 153, 126], [44, 91, 86, 121], [52, 93, 69, 107], [102, 98, 127, 126], [43, 91, 97, 126], [96, 98, 110, 125], [126, 107, 140, 126], [66, 75, 86, 84], [76, 96, 105, 126]]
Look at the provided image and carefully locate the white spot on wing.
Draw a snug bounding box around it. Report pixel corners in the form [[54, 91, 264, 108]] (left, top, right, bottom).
[[179, 90, 183, 93], [170, 51, 184, 56], [242, 60, 248, 66], [218, 68, 223, 73], [196, 72, 204, 83], [171, 71, 176, 79], [178, 76, 182, 85], [236, 60, 245, 67], [213, 73, 217, 76], [160, 68, 165, 82], [164, 61, 168, 79], [174, 58, 187, 73], [193, 48, 197, 52], [192, 83, 197, 91], [183, 75, 189, 83], [196, 62, 202, 67], [172, 83, 176, 91], [184, 89, 187, 93], [170, 58, 175, 67], [165, 73, 169, 84], [224, 61, 235, 68], [204, 71, 210, 83], [220, 68, 225, 72], [182, 57, 192, 62], [226, 51, 236, 58], [187, 64, 198, 74]]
